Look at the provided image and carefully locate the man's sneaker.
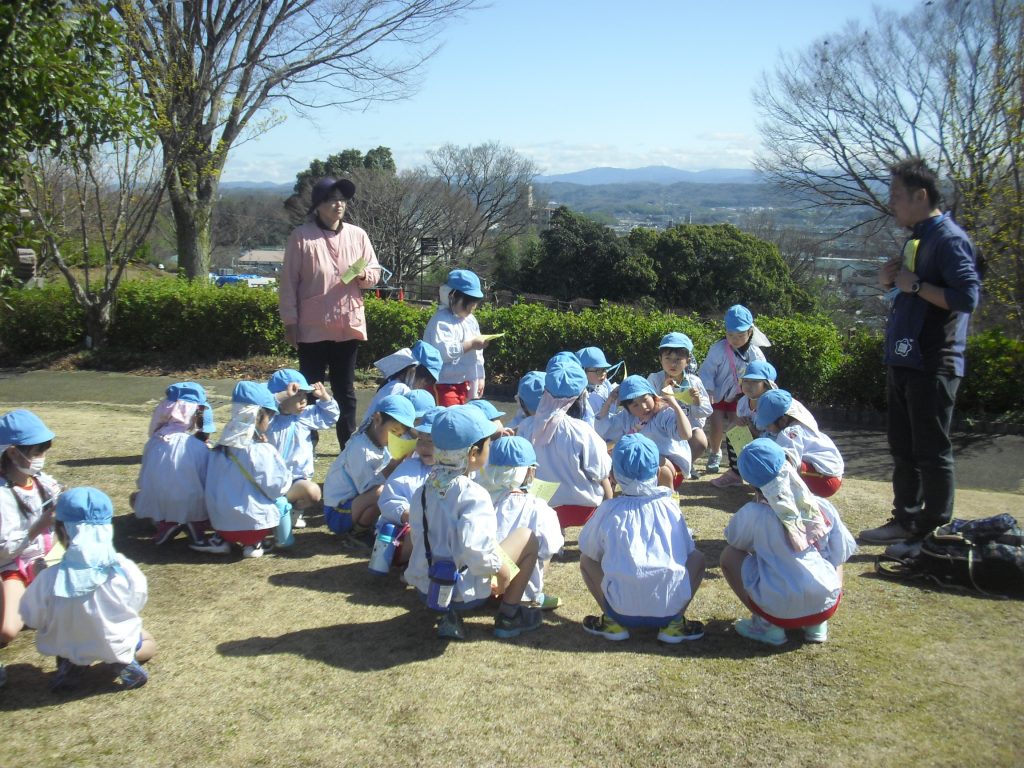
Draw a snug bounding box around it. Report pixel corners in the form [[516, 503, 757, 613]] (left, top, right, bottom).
[[494, 605, 543, 639], [582, 614, 630, 641], [657, 615, 705, 644], [734, 614, 787, 647], [859, 518, 913, 544], [292, 511, 306, 529], [51, 657, 87, 691], [242, 542, 265, 558], [437, 609, 465, 640], [116, 660, 148, 690], [527, 593, 562, 611], [152, 522, 183, 546], [189, 534, 230, 555], [803, 621, 828, 643], [885, 539, 923, 559], [705, 452, 722, 473], [710, 469, 744, 488]]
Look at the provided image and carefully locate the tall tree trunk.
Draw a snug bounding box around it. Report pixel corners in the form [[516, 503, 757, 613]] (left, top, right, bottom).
[[83, 299, 113, 350], [163, 142, 223, 280]]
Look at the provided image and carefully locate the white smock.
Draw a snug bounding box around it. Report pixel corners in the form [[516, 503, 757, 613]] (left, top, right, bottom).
[[134, 433, 210, 524], [596, 405, 692, 476], [205, 443, 292, 531], [378, 455, 431, 527], [517, 415, 610, 508], [774, 423, 845, 478], [698, 339, 767, 403], [266, 398, 340, 481], [323, 431, 391, 507], [493, 491, 564, 601], [422, 306, 484, 386], [647, 370, 713, 429], [0, 471, 59, 574]]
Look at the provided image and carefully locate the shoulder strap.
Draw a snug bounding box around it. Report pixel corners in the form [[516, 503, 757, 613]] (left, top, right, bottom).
[[420, 486, 433, 567], [226, 448, 275, 502]]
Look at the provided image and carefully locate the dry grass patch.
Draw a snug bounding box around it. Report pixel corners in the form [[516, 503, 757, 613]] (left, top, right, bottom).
[[0, 403, 1022, 767]]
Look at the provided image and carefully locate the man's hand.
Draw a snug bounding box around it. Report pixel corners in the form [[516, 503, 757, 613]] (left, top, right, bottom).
[[878, 256, 901, 289], [894, 267, 920, 293]]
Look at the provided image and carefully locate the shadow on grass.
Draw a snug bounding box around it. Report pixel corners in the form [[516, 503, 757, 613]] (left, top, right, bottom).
[[58, 455, 142, 468], [858, 567, 1024, 601], [0, 663, 131, 711]]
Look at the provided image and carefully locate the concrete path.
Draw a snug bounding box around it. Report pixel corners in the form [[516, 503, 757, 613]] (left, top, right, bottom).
[[1, 369, 1021, 496]]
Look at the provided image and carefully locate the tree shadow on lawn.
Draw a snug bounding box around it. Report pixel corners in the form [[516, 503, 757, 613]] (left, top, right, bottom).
[[0, 662, 134, 711]]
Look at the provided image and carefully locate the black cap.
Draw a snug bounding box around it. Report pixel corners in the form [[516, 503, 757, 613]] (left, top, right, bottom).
[[309, 177, 356, 212]]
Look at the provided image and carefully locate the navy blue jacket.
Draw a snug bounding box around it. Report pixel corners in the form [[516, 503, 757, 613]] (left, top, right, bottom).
[[884, 214, 980, 376]]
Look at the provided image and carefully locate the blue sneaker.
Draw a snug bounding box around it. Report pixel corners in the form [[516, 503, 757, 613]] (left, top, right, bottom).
[[494, 605, 543, 639], [116, 660, 148, 690], [705, 452, 722, 473], [803, 621, 828, 643], [51, 657, 87, 691], [734, 614, 787, 647], [437, 609, 465, 640]]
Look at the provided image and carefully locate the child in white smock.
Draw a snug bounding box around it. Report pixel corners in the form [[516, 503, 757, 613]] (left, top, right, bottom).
[[518, 355, 613, 530], [132, 381, 212, 547], [647, 333, 713, 477], [423, 269, 491, 405], [578, 434, 705, 643], [0, 409, 60, 688], [710, 360, 778, 489], [507, 370, 545, 432], [20, 487, 156, 691], [359, 340, 443, 430], [721, 439, 856, 645], [479, 436, 564, 611], [754, 389, 844, 498], [596, 375, 693, 488], [578, 346, 622, 424], [406, 406, 542, 640], [698, 304, 769, 473]]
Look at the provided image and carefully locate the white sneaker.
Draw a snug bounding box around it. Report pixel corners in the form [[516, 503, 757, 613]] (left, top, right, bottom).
[[859, 518, 913, 544], [242, 542, 265, 558], [292, 511, 306, 529]]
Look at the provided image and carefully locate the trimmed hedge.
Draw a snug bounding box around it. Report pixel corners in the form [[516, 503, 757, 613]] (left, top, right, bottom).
[[1, 281, 1020, 420]]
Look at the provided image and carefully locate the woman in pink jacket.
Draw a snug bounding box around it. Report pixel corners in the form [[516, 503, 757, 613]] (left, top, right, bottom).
[[279, 177, 381, 447]]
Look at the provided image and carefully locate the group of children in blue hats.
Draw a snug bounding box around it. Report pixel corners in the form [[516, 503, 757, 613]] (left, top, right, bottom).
[[0, 268, 857, 690]]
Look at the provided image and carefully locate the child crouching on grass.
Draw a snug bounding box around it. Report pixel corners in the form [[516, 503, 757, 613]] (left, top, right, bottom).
[[479, 436, 564, 611], [323, 394, 417, 548], [721, 439, 856, 646], [406, 406, 542, 641], [20, 487, 156, 691], [578, 434, 705, 644], [194, 382, 317, 558]]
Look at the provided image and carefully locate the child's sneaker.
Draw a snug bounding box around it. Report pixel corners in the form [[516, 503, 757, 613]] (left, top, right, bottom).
[[494, 605, 543, 639], [582, 614, 630, 641], [803, 621, 828, 643], [437, 608, 465, 640], [343, 527, 375, 551], [242, 541, 265, 558], [705, 452, 722, 473], [734, 614, 787, 646], [657, 615, 705, 644], [292, 511, 306, 529], [527, 592, 562, 611], [152, 521, 183, 546], [688, 469, 701, 481], [185, 522, 209, 546], [51, 657, 87, 691], [116, 660, 149, 690], [189, 534, 230, 555]]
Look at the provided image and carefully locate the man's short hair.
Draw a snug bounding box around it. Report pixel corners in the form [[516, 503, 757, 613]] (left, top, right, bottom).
[[889, 157, 942, 208]]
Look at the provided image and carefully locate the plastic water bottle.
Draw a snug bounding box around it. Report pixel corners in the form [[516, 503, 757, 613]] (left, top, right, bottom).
[[426, 559, 459, 611], [368, 523, 397, 575]]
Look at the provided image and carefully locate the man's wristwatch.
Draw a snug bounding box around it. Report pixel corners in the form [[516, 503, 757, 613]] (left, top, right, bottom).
[[910, 280, 921, 294]]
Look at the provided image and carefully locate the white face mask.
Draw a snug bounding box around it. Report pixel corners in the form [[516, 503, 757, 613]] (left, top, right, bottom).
[[16, 448, 45, 477]]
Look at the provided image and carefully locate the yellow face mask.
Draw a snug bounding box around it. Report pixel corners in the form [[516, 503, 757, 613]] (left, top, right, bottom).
[[387, 431, 417, 460]]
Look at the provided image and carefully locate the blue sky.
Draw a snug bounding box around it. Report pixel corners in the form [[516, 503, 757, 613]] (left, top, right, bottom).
[[222, 0, 916, 184]]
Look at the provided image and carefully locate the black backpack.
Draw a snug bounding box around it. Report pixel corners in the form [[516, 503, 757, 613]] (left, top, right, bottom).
[[876, 514, 1024, 596]]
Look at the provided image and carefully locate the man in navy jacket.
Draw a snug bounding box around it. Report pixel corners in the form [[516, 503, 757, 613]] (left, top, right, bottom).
[[860, 157, 981, 556]]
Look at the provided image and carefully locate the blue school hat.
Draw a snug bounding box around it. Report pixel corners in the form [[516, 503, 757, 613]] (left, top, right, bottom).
[[0, 409, 55, 446], [618, 375, 657, 403], [232, 381, 279, 413], [489, 436, 537, 468], [742, 360, 777, 382], [467, 399, 506, 420], [430, 405, 497, 451], [446, 269, 483, 299], [544, 358, 587, 398], [404, 389, 437, 418], [267, 369, 313, 394], [658, 332, 694, 351], [517, 371, 546, 414], [414, 406, 445, 435], [56, 486, 114, 525], [165, 381, 210, 405], [201, 405, 216, 434], [373, 394, 417, 429], [725, 304, 754, 332], [738, 438, 786, 488], [753, 389, 793, 430], [411, 340, 443, 381], [612, 433, 659, 482], [576, 347, 611, 369]]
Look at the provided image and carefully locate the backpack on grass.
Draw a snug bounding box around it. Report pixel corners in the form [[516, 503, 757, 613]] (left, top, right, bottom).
[[875, 513, 1024, 597]]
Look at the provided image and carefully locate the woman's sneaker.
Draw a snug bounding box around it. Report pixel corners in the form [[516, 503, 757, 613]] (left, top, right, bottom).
[[734, 614, 787, 646], [116, 660, 148, 690], [705, 452, 722, 473], [657, 615, 705, 643], [803, 621, 828, 643], [582, 614, 630, 641], [494, 605, 543, 639], [242, 542, 265, 558], [189, 534, 230, 554]]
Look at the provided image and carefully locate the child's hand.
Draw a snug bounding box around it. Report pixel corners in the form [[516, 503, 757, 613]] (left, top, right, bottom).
[[688, 386, 701, 403], [310, 381, 328, 401]]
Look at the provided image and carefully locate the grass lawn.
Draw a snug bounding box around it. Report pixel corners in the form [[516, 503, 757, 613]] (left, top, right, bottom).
[[1, 401, 1022, 767]]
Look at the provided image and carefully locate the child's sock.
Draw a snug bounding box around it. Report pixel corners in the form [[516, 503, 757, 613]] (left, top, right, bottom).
[[499, 602, 519, 618]]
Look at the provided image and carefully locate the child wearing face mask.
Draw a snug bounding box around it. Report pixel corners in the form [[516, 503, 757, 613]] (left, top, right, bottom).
[[0, 409, 61, 688], [698, 305, 770, 475], [131, 382, 214, 547], [193, 382, 317, 558], [359, 341, 443, 431], [423, 269, 492, 405]]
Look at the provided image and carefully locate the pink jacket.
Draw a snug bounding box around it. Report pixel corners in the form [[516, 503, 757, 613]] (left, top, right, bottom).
[[279, 221, 381, 343]]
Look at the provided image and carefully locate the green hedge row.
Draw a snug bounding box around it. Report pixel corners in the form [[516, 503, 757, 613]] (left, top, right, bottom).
[[2, 282, 1021, 418]]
